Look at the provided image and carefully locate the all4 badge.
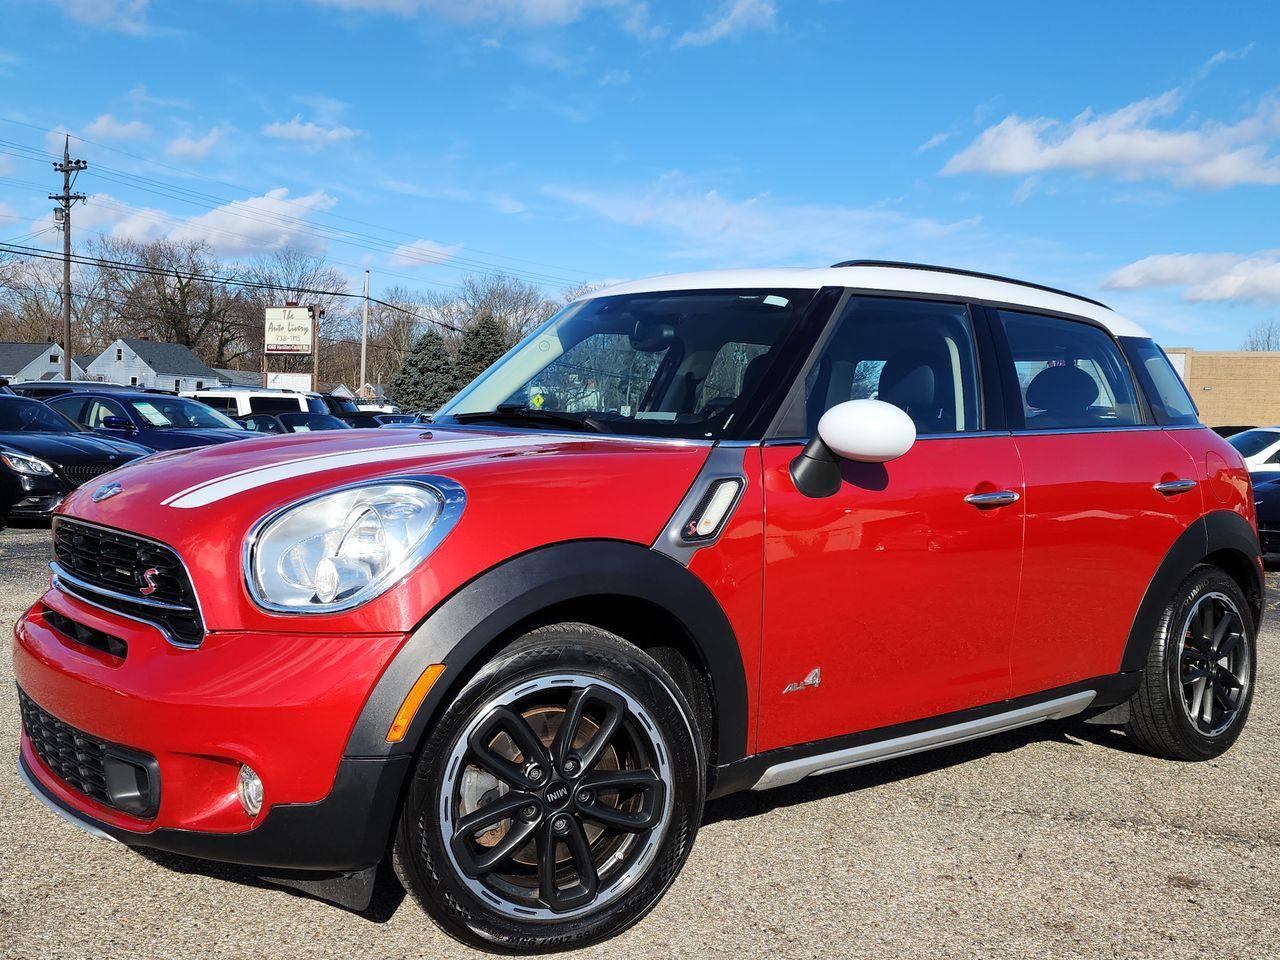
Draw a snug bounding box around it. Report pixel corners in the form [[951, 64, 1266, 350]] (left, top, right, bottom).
[[783, 667, 821, 694]]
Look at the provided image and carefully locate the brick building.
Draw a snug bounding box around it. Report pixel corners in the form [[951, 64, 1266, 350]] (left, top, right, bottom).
[[1165, 347, 1280, 430]]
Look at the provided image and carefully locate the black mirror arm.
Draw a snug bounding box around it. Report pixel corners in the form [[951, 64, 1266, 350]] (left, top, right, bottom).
[[789, 435, 843, 498]]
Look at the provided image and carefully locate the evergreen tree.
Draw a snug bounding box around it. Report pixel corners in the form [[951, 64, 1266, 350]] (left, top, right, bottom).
[[457, 313, 510, 386], [389, 327, 461, 413]]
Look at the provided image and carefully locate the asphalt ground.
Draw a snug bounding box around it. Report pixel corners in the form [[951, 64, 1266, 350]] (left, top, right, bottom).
[[0, 524, 1276, 960]]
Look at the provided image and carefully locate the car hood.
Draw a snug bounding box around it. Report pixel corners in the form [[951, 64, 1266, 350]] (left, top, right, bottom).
[[0, 431, 149, 463], [138, 427, 250, 447], [57, 427, 714, 633]]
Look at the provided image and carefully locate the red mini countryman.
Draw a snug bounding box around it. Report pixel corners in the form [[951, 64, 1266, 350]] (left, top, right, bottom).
[[15, 262, 1261, 952]]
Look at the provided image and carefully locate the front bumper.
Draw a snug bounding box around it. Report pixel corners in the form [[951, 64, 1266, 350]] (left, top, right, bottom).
[[4, 473, 70, 518], [13, 587, 411, 872]]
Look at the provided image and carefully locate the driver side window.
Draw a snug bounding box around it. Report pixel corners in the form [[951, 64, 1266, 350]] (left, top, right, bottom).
[[85, 398, 127, 428], [796, 296, 982, 437]]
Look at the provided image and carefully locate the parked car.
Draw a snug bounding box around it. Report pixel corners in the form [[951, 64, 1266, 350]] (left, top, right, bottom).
[[373, 413, 417, 426], [311, 392, 380, 427], [10, 380, 142, 400], [1227, 427, 1280, 473], [1252, 472, 1280, 556], [46, 391, 248, 452], [0, 395, 148, 525], [13, 262, 1262, 952], [237, 412, 353, 435], [182, 387, 327, 418]]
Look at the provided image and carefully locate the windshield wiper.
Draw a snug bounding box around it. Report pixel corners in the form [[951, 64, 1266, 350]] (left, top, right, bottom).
[[453, 403, 604, 433]]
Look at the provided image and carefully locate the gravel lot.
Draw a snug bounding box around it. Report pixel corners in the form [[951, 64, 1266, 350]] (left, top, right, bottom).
[[1, 524, 1276, 960]]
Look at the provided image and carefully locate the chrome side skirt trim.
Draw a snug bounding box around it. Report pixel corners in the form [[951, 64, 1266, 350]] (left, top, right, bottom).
[[750, 690, 1096, 791], [17, 760, 120, 844]]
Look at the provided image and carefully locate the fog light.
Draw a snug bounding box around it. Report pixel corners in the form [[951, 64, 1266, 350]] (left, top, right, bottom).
[[237, 764, 264, 817]]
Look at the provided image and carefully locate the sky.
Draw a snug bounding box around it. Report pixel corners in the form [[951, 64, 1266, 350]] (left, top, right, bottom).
[[0, 0, 1277, 349]]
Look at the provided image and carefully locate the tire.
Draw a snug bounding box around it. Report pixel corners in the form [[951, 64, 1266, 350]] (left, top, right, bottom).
[[393, 623, 704, 953], [1125, 565, 1257, 760]]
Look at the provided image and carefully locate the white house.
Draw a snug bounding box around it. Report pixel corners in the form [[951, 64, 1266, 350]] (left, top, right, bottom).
[[0, 342, 88, 383], [86, 338, 226, 392]]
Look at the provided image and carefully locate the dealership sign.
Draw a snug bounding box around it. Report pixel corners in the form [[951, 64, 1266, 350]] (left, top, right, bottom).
[[264, 306, 314, 355]]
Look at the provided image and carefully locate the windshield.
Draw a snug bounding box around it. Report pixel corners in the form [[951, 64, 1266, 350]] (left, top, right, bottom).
[[128, 397, 241, 430], [1227, 429, 1280, 458], [436, 288, 817, 439], [0, 397, 81, 433]]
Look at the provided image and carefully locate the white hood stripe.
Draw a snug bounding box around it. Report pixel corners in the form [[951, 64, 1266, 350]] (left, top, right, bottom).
[[164, 435, 571, 509]]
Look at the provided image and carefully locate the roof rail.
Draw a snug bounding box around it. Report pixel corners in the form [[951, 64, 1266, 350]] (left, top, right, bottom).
[[829, 259, 1111, 311]]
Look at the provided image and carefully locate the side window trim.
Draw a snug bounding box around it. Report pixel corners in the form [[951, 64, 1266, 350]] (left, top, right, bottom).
[[766, 290, 1000, 442], [983, 304, 1154, 433]]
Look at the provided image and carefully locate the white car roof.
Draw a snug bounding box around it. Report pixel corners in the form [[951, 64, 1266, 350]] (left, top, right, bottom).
[[594, 264, 1148, 339]]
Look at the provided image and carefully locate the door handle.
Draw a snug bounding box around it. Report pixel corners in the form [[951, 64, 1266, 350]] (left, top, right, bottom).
[[1153, 479, 1197, 495], [964, 490, 1020, 508]]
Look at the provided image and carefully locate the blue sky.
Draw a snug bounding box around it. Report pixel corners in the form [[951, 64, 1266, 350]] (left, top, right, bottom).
[[0, 0, 1277, 348]]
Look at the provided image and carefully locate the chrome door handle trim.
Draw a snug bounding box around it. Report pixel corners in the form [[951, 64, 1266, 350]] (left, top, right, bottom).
[[964, 490, 1020, 508], [1153, 479, 1197, 495]]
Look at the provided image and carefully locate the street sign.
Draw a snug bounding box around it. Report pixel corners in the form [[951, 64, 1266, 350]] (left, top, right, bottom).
[[264, 306, 314, 355], [266, 372, 313, 393]]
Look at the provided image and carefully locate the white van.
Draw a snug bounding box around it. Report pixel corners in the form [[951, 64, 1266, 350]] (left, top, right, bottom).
[[182, 388, 326, 419]]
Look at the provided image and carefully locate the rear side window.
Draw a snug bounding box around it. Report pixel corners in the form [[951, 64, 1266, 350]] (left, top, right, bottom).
[[1120, 337, 1199, 426], [47, 396, 87, 423], [797, 296, 982, 437], [199, 395, 237, 415], [249, 395, 305, 414], [998, 310, 1141, 430]]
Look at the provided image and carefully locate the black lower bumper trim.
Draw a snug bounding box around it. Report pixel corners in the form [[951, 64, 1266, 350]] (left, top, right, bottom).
[[21, 753, 411, 872]]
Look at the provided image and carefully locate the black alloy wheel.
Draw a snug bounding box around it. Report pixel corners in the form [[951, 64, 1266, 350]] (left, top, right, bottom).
[[394, 624, 703, 952]]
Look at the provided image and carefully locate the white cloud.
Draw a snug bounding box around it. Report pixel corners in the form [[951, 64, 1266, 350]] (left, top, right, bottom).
[[676, 0, 775, 47], [915, 132, 950, 154], [600, 68, 631, 86], [944, 53, 1280, 189], [166, 128, 225, 161], [1105, 252, 1280, 304], [0, 202, 19, 228], [262, 115, 360, 149], [83, 114, 151, 141], [50, 0, 151, 34], [128, 85, 191, 109], [1012, 176, 1038, 204], [296, 0, 670, 39], [390, 238, 464, 266], [545, 172, 982, 265], [169, 188, 337, 255], [55, 188, 339, 257]]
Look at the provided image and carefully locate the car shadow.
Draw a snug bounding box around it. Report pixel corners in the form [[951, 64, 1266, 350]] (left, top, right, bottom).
[[132, 848, 406, 923], [126, 719, 1131, 921]]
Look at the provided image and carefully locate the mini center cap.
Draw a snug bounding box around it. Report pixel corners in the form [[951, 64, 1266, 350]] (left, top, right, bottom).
[[543, 781, 571, 807]]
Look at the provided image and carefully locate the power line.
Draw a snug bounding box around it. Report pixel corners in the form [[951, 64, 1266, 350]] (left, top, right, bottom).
[[0, 239, 466, 334], [0, 125, 595, 286]]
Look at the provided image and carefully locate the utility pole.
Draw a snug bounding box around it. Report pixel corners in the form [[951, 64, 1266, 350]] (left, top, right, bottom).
[[360, 269, 370, 397], [50, 136, 87, 381]]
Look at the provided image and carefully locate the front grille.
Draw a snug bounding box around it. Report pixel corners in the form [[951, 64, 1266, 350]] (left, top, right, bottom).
[[19, 688, 159, 818], [52, 518, 205, 646], [58, 462, 117, 488]]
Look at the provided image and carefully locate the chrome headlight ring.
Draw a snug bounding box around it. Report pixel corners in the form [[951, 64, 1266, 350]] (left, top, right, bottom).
[[243, 475, 465, 614]]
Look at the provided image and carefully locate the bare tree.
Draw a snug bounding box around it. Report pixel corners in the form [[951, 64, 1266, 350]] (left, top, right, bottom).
[[1242, 318, 1280, 351]]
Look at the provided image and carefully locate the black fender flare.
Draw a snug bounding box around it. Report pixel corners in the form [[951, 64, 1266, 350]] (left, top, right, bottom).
[[343, 539, 750, 766], [1121, 510, 1263, 672]]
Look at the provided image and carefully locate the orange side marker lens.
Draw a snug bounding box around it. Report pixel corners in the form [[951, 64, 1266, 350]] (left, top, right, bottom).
[[386, 663, 446, 743]]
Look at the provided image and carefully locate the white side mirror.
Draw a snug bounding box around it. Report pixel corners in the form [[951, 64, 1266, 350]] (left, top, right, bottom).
[[817, 399, 916, 463]]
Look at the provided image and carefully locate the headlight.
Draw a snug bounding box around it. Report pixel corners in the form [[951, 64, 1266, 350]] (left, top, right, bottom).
[[1, 452, 54, 476], [246, 477, 465, 612]]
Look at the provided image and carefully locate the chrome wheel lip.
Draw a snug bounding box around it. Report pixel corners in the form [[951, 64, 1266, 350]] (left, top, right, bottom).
[[438, 672, 674, 923], [1175, 591, 1252, 738]]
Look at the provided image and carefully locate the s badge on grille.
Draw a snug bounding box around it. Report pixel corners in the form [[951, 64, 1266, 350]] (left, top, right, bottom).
[[92, 481, 123, 502], [138, 567, 160, 596]]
